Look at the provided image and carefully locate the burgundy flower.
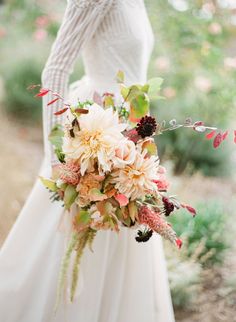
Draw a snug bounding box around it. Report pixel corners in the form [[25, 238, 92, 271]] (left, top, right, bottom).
[[136, 116, 157, 138]]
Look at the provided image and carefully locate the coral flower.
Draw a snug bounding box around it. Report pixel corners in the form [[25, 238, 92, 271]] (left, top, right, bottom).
[[63, 104, 127, 175], [59, 160, 80, 186], [111, 150, 159, 200], [138, 205, 181, 248]]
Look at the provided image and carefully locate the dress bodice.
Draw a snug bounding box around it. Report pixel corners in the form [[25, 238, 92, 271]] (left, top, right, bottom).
[[41, 0, 155, 164], [82, 0, 154, 87]]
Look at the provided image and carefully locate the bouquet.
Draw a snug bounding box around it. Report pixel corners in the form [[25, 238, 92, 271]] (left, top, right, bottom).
[[31, 71, 233, 303]]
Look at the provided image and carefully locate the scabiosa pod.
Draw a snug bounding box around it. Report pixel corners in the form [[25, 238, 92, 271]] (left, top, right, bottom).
[[162, 197, 175, 216], [136, 116, 157, 138]]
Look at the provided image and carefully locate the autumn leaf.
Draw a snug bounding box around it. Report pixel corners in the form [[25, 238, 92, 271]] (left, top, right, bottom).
[[47, 97, 60, 106], [54, 107, 69, 115], [222, 130, 229, 141], [206, 130, 216, 140], [213, 132, 223, 148], [35, 88, 50, 97], [181, 203, 197, 217], [114, 194, 129, 207], [176, 239, 183, 249]]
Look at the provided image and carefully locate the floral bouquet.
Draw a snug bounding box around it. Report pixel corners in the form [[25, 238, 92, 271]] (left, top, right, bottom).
[[30, 71, 233, 303]]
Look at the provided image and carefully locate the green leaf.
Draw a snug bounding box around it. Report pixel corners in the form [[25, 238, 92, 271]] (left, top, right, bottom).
[[142, 140, 158, 156], [129, 93, 150, 122], [39, 176, 58, 192], [48, 124, 64, 150], [116, 70, 125, 83], [126, 85, 143, 102], [104, 95, 115, 108], [89, 188, 107, 202], [55, 149, 65, 163], [147, 78, 163, 99], [142, 84, 150, 93], [78, 209, 90, 224], [64, 185, 78, 210], [120, 84, 130, 100]]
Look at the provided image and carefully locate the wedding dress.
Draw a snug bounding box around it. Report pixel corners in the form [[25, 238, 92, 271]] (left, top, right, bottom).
[[0, 0, 175, 321]]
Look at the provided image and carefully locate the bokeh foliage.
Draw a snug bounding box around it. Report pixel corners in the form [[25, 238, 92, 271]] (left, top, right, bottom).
[[147, 0, 236, 175]]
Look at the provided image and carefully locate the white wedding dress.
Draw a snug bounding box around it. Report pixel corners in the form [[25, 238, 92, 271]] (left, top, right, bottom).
[[0, 1, 175, 321]]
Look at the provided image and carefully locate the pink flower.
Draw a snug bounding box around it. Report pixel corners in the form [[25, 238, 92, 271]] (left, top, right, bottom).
[[224, 57, 236, 70], [208, 22, 222, 35], [138, 206, 181, 247], [0, 27, 6, 39], [33, 29, 48, 42], [194, 76, 212, 93], [163, 87, 176, 99], [59, 160, 80, 186], [155, 56, 171, 72], [35, 15, 50, 28], [153, 166, 170, 191]]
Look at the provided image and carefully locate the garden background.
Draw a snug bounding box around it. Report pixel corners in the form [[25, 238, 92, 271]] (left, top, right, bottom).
[[0, 0, 236, 321]]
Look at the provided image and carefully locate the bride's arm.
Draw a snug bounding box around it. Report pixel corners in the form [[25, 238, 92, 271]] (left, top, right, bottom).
[[41, 0, 113, 166]]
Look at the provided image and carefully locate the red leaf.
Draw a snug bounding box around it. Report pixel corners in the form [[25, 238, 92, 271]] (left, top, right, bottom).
[[213, 132, 223, 148], [176, 239, 183, 249], [54, 107, 68, 115], [234, 130, 236, 144], [222, 130, 229, 141], [206, 130, 216, 140], [47, 98, 60, 106], [185, 205, 197, 217], [74, 108, 89, 114], [181, 204, 197, 217], [35, 88, 50, 97]]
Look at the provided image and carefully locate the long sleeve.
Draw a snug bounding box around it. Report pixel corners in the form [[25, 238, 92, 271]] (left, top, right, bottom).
[[41, 0, 113, 165]]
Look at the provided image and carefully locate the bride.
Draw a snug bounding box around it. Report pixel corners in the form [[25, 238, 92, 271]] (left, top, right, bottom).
[[0, 1, 175, 321]]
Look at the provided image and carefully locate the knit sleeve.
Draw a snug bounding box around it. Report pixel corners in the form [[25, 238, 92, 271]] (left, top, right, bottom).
[[41, 0, 113, 165]]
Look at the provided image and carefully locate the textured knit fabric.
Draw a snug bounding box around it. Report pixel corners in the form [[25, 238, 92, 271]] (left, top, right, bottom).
[[42, 0, 154, 164]]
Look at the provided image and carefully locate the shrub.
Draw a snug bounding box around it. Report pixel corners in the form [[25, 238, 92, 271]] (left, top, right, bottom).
[[169, 202, 230, 267], [3, 58, 43, 123], [167, 250, 202, 309]]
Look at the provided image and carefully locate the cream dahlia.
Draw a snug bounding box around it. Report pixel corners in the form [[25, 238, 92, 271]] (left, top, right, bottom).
[[111, 150, 159, 200], [63, 104, 127, 175]]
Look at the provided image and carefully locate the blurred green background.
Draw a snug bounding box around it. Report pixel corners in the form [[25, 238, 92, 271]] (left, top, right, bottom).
[[0, 1, 236, 321]]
